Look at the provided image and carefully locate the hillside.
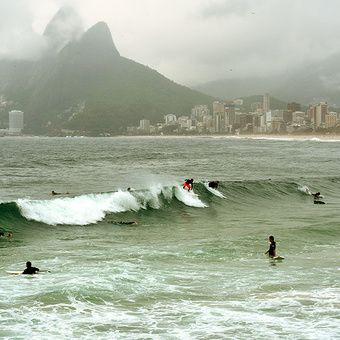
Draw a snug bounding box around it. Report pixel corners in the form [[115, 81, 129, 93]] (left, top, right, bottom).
[[192, 55, 340, 108], [0, 9, 222, 136]]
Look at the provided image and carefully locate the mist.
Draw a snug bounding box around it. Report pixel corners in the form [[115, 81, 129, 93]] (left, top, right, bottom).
[[1, 0, 340, 86]]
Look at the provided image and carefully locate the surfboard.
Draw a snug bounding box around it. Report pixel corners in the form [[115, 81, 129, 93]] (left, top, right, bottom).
[[6, 270, 50, 274], [273, 256, 285, 260], [188, 191, 199, 196]]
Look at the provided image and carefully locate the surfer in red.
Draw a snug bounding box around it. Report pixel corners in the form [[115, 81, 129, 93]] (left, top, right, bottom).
[[183, 179, 193, 191]]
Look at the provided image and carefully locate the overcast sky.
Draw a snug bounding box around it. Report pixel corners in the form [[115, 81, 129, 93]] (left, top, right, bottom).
[[1, 0, 340, 86]]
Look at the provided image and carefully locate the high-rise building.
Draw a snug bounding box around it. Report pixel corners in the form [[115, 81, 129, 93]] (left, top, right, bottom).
[[224, 102, 235, 127], [9, 110, 24, 135], [191, 105, 210, 117], [164, 114, 176, 124], [213, 101, 224, 115], [314, 102, 327, 129], [283, 110, 293, 123], [139, 119, 150, 133], [213, 114, 222, 133], [307, 106, 316, 121], [287, 102, 301, 112], [263, 93, 270, 112], [325, 113, 337, 128]]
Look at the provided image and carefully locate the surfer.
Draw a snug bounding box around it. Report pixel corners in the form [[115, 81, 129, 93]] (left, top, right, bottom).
[[314, 200, 325, 204], [22, 261, 40, 274], [110, 221, 137, 225], [265, 236, 276, 257], [0, 232, 12, 238], [183, 179, 193, 192], [208, 181, 219, 189], [52, 191, 70, 195], [312, 192, 324, 203]]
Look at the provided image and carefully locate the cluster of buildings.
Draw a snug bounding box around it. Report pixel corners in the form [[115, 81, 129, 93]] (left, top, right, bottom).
[[127, 94, 339, 135], [1, 94, 338, 137], [0, 110, 24, 136]]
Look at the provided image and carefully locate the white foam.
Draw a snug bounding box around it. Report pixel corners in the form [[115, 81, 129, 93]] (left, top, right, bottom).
[[298, 185, 323, 197], [299, 185, 311, 195], [203, 182, 226, 198], [16, 185, 207, 225], [174, 186, 207, 208], [17, 191, 141, 225]]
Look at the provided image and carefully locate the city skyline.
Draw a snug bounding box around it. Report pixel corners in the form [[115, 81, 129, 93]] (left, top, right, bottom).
[[128, 95, 338, 136]]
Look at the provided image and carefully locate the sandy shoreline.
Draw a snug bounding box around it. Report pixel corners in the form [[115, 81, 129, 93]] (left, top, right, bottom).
[[234, 134, 340, 140], [117, 134, 340, 140], [4, 134, 340, 140]]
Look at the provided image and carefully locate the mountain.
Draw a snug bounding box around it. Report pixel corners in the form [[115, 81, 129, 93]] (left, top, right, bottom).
[[0, 8, 221, 135], [192, 56, 340, 107], [43, 6, 84, 55]]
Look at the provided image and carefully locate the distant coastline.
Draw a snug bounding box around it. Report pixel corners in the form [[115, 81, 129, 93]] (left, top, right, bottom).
[[234, 134, 340, 140], [116, 134, 340, 140], [3, 134, 340, 140]]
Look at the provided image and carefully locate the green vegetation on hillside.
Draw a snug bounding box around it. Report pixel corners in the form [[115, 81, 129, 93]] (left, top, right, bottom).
[[1, 22, 221, 136]]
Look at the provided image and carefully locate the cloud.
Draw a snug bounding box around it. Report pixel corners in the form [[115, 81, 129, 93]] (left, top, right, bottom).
[[198, 0, 262, 19], [0, 0, 45, 59], [1, 0, 340, 85]]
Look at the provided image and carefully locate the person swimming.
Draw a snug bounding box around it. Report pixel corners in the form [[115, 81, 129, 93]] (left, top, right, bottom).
[[52, 191, 70, 195], [0, 232, 12, 238], [22, 261, 40, 274], [314, 200, 325, 204]]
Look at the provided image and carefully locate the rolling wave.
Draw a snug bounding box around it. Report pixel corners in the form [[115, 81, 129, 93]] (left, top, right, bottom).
[[0, 186, 207, 226], [1, 179, 339, 227]]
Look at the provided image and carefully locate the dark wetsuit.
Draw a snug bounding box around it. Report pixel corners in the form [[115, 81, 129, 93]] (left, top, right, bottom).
[[268, 241, 276, 256], [209, 182, 218, 189], [23, 266, 39, 274]]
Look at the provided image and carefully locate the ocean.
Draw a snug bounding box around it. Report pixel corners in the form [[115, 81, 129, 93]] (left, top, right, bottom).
[[0, 136, 339, 339]]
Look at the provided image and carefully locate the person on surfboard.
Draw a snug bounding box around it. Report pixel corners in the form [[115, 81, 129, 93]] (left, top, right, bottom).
[[0, 232, 12, 238], [52, 191, 70, 195], [183, 179, 193, 192], [109, 221, 137, 225], [265, 236, 276, 257], [208, 181, 219, 189], [22, 261, 40, 274]]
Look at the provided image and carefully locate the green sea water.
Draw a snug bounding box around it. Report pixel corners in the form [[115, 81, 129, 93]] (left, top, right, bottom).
[[0, 136, 339, 339]]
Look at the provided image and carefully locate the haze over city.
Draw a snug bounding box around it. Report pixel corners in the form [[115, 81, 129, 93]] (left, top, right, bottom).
[[1, 0, 340, 86]]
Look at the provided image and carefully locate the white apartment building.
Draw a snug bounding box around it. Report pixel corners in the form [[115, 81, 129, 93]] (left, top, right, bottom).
[[139, 119, 150, 133], [164, 114, 177, 124], [9, 110, 24, 135]]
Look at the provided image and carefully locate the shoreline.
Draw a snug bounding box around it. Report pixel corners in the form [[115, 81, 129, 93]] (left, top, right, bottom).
[[3, 134, 340, 140], [115, 134, 340, 140], [234, 134, 340, 140]]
